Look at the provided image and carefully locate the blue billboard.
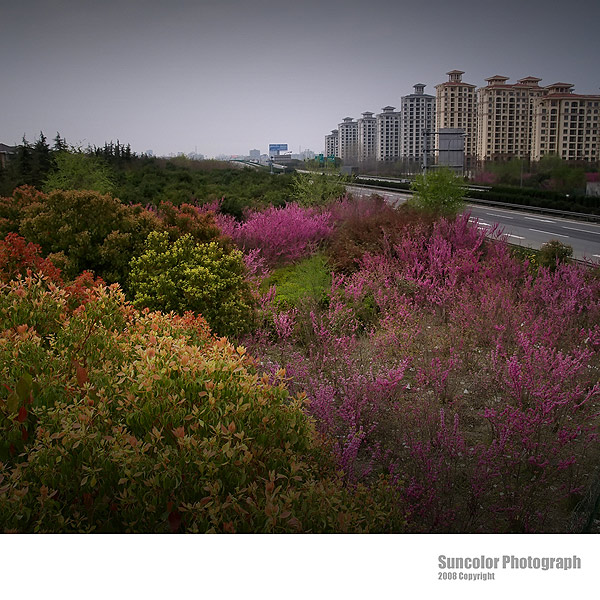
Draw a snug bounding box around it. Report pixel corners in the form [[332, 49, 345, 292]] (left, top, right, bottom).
[[269, 144, 288, 153]]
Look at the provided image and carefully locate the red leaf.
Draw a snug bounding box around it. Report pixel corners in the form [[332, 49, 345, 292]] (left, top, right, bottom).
[[168, 510, 182, 533], [17, 406, 27, 423], [172, 426, 185, 439], [76, 364, 88, 387], [223, 521, 236, 533], [21, 427, 28, 441]]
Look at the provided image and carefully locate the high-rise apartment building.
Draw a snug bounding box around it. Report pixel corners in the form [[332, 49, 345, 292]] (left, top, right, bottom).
[[435, 70, 477, 168], [357, 111, 377, 162], [531, 84, 600, 162], [325, 129, 339, 158], [476, 75, 544, 162], [338, 117, 359, 163], [401, 84, 436, 160], [323, 70, 598, 168], [376, 106, 401, 162]]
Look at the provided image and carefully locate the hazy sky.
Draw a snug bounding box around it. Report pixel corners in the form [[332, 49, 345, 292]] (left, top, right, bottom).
[[2, 0, 599, 157]]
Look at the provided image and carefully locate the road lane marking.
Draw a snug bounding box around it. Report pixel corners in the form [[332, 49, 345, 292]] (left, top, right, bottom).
[[505, 234, 525, 239], [562, 226, 600, 235], [528, 228, 569, 238], [486, 212, 514, 219], [524, 217, 556, 224]]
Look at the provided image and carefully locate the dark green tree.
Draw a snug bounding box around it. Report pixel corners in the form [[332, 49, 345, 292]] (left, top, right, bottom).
[[15, 136, 34, 186], [31, 132, 53, 188], [53, 132, 68, 152]]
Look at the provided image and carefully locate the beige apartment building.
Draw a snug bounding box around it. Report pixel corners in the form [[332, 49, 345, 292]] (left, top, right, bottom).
[[323, 71, 599, 168], [338, 117, 359, 163], [401, 84, 436, 160], [325, 129, 339, 158], [358, 111, 377, 162], [376, 106, 401, 161], [531, 84, 600, 162], [435, 70, 477, 168], [476, 76, 544, 162]]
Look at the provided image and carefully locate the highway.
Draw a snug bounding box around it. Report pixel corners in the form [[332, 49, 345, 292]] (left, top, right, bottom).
[[346, 185, 600, 262]]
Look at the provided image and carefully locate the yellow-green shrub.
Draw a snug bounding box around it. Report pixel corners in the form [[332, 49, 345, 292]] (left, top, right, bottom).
[[130, 231, 255, 337]]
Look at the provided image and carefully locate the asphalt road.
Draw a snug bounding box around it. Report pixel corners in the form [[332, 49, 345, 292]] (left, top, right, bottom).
[[346, 185, 600, 262]]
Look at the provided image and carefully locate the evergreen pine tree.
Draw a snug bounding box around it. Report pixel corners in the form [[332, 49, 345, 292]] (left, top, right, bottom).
[[32, 132, 53, 187], [16, 136, 33, 185], [53, 132, 68, 152]]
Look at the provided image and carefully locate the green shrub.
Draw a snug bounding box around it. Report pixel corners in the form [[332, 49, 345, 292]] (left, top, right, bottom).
[[291, 173, 346, 207], [4, 188, 229, 293], [17, 189, 160, 283], [409, 168, 465, 217], [43, 151, 115, 195], [129, 231, 255, 337], [0, 275, 406, 532], [538, 240, 573, 271]]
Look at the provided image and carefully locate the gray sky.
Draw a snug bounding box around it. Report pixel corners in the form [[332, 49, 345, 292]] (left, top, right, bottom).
[[2, 0, 599, 158]]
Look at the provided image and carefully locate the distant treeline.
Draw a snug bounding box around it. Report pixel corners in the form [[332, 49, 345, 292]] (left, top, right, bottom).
[[0, 133, 296, 217]]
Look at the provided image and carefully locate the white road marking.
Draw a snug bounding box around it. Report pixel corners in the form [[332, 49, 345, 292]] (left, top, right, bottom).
[[486, 212, 514, 219], [528, 228, 569, 238], [562, 226, 600, 235], [505, 234, 525, 239], [524, 216, 556, 224]]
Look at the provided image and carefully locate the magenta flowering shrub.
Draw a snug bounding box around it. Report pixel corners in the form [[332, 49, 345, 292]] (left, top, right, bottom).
[[222, 203, 334, 267], [244, 209, 600, 532]]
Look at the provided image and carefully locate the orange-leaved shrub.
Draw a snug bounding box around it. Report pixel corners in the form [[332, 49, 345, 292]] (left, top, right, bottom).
[[0, 273, 405, 532], [0, 187, 230, 290]]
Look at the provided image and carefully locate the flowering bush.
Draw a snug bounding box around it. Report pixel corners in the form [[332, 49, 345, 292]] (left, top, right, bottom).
[[223, 203, 333, 268], [246, 209, 600, 532], [327, 196, 435, 272]]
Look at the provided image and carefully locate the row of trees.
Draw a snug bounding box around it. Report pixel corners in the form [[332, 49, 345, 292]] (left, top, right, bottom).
[[0, 133, 135, 196], [0, 134, 299, 214]]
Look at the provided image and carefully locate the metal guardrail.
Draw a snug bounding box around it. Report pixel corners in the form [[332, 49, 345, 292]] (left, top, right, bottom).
[[348, 182, 600, 223], [465, 197, 600, 223]]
